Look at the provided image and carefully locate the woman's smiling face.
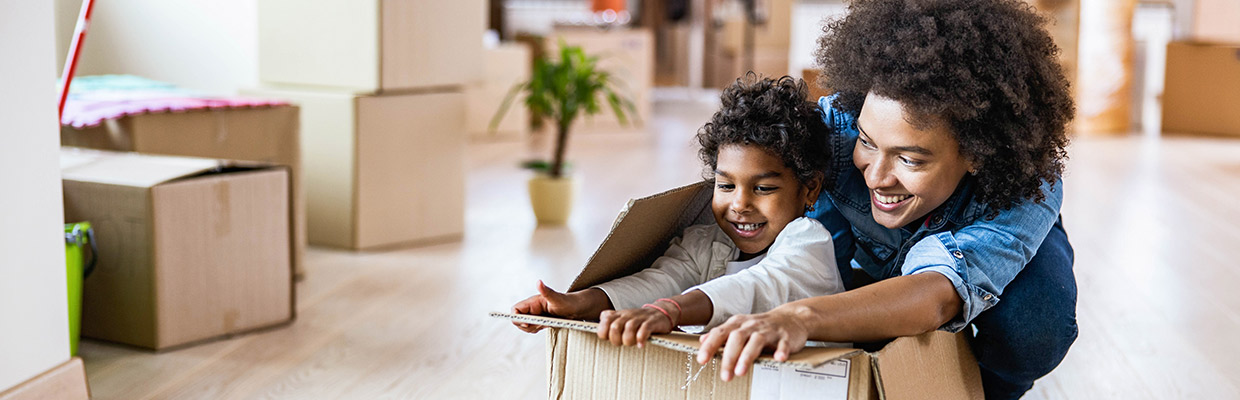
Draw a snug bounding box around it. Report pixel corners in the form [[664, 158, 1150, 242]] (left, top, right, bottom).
[[853, 92, 972, 229]]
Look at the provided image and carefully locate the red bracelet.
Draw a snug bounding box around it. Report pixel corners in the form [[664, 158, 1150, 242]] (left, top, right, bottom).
[[642, 303, 674, 325], [656, 298, 683, 314]]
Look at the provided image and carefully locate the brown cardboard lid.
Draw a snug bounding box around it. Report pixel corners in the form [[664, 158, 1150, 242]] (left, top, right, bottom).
[[490, 312, 862, 369], [61, 148, 234, 187], [568, 181, 714, 291]]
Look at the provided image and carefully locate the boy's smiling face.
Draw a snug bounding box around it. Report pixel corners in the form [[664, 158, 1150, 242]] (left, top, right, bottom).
[[711, 144, 819, 261]]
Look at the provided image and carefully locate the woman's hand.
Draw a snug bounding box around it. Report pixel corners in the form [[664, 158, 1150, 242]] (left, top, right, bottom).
[[511, 281, 608, 333], [597, 305, 676, 347], [696, 306, 810, 382]]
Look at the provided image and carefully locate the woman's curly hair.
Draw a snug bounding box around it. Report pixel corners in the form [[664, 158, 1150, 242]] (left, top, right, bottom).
[[697, 74, 835, 189], [816, 0, 1073, 212]]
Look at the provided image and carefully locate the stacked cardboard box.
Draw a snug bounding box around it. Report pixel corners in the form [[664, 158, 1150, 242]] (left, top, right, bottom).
[[61, 149, 294, 350], [253, 0, 485, 249], [492, 182, 983, 399], [713, 0, 794, 87], [466, 42, 532, 141], [1162, 41, 1240, 137], [60, 103, 307, 277]]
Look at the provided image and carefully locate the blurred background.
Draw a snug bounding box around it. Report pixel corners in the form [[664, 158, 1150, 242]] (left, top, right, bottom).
[[2, 0, 1239, 399]]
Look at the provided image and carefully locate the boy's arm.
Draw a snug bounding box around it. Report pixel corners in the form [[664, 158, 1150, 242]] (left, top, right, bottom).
[[592, 225, 719, 310], [685, 217, 843, 330]]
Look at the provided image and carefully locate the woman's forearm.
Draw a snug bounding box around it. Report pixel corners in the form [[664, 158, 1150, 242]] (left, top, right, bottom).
[[780, 272, 962, 342]]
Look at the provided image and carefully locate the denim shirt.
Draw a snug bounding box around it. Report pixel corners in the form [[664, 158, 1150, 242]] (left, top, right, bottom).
[[809, 95, 1065, 332]]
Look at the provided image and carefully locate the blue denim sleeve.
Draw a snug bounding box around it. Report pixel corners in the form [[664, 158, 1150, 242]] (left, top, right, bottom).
[[901, 179, 1064, 332]]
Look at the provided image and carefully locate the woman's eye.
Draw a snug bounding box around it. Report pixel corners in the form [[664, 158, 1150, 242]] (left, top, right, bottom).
[[859, 137, 875, 149]]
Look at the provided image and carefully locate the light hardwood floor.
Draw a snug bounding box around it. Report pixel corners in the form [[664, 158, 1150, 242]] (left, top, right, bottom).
[[79, 92, 1240, 399]]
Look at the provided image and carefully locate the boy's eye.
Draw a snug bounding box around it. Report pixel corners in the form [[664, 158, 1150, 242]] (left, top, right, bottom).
[[899, 156, 922, 167], [715, 183, 735, 191], [755, 186, 778, 193]]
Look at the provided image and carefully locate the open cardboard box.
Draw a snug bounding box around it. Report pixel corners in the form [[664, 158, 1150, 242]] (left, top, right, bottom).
[[493, 182, 982, 399], [61, 149, 294, 350]]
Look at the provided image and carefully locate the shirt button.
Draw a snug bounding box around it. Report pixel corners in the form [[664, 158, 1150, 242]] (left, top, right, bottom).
[[932, 215, 944, 226], [952, 250, 964, 259], [983, 294, 994, 301]]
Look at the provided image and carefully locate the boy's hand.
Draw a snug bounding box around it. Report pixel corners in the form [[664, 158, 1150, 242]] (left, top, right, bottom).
[[597, 306, 676, 347], [511, 281, 597, 333]]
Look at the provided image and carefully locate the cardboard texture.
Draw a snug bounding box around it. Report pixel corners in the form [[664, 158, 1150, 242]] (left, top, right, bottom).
[[258, 0, 484, 92], [59, 105, 307, 277], [552, 27, 654, 134], [494, 182, 982, 399], [61, 150, 293, 350], [242, 87, 466, 250], [1162, 41, 1240, 137]]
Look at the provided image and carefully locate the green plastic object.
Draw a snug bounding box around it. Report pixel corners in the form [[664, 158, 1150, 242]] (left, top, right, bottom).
[[64, 222, 96, 356]]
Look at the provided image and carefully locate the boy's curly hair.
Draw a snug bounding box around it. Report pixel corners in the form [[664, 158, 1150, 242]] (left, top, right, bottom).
[[815, 0, 1073, 212], [697, 74, 834, 189]]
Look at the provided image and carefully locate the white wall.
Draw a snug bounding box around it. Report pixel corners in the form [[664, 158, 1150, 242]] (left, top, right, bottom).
[[54, 0, 259, 96], [0, 0, 72, 392]]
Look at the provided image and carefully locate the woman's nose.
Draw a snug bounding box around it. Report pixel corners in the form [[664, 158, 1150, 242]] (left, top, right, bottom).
[[865, 158, 896, 189]]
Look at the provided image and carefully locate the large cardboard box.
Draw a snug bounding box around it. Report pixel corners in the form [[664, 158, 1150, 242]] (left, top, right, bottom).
[[1162, 41, 1240, 137], [243, 87, 465, 250], [494, 182, 983, 399], [60, 104, 307, 277], [258, 0, 485, 92], [60, 150, 294, 350]]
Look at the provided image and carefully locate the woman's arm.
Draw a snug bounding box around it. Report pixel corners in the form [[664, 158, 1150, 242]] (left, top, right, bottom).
[[696, 272, 960, 381]]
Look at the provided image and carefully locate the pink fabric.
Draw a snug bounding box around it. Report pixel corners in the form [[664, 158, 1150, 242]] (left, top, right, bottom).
[[60, 76, 289, 128]]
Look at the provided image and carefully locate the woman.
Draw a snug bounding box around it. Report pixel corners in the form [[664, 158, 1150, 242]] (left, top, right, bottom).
[[695, 0, 1077, 399]]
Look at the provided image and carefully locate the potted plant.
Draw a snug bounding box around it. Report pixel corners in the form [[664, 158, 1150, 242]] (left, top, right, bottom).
[[492, 41, 637, 224]]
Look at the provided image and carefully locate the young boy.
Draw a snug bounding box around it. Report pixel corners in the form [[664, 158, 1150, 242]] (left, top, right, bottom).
[[513, 75, 846, 346]]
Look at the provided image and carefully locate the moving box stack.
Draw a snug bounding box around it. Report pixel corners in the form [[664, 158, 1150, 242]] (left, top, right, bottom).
[[247, 0, 485, 249], [58, 75, 307, 277]]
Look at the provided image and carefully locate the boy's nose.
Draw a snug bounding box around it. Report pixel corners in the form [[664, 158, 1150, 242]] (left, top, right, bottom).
[[730, 192, 754, 213]]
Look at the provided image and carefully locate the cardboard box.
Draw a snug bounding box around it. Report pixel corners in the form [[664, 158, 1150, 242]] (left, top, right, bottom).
[[1162, 41, 1240, 137], [60, 104, 307, 277], [552, 27, 654, 134], [243, 87, 465, 250], [466, 43, 532, 141], [60, 149, 293, 350], [258, 0, 485, 92], [493, 182, 983, 399]]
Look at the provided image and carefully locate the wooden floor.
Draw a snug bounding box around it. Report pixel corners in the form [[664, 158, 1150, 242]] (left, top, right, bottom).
[[79, 92, 1240, 399]]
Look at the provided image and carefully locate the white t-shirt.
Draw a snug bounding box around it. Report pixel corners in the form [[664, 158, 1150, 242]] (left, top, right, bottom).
[[594, 217, 844, 331]]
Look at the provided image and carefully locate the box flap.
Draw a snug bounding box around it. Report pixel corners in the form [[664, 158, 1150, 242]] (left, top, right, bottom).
[[61, 148, 225, 188], [568, 181, 714, 291], [869, 330, 983, 400], [490, 312, 861, 370]]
